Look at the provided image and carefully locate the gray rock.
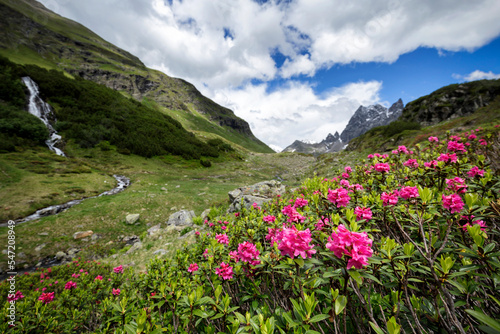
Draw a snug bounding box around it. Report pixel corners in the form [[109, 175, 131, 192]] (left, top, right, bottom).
[[73, 230, 93, 239], [122, 235, 140, 245], [227, 180, 286, 213], [167, 210, 195, 226], [126, 214, 140, 225], [201, 208, 211, 219], [153, 249, 167, 255], [35, 243, 46, 252], [91, 234, 101, 241], [67, 248, 80, 256], [126, 242, 142, 254], [147, 224, 161, 236], [55, 251, 66, 260], [178, 230, 196, 239], [165, 225, 185, 233]]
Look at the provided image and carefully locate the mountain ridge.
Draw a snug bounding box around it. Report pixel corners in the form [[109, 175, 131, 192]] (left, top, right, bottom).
[[0, 0, 273, 153]]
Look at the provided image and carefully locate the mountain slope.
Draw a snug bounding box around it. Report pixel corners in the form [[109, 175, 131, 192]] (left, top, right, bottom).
[[282, 132, 344, 155], [340, 99, 404, 143], [346, 79, 500, 152], [0, 0, 273, 153]]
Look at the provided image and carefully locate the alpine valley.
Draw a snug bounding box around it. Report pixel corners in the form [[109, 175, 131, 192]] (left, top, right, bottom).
[[0, 0, 500, 307]]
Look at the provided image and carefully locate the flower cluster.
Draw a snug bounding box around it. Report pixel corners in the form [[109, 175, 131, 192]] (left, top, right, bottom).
[[277, 226, 316, 259], [442, 194, 464, 213], [327, 188, 351, 207], [326, 224, 373, 269], [237, 242, 260, 266], [381, 191, 398, 206], [215, 262, 234, 280], [354, 207, 372, 221]]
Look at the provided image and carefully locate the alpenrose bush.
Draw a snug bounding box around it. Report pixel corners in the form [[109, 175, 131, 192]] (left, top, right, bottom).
[[1, 127, 500, 333]]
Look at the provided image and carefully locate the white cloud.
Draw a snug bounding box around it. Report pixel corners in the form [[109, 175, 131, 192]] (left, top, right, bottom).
[[211, 80, 383, 148], [453, 70, 500, 82], [37, 0, 500, 147]]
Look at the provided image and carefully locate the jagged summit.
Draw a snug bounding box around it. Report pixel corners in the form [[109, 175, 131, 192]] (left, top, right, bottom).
[[282, 131, 343, 155], [340, 99, 404, 143]]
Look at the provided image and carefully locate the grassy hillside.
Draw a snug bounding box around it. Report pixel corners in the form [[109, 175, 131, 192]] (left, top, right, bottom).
[[0, 0, 273, 153]]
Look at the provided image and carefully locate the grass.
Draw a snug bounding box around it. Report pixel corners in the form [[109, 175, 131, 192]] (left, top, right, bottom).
[[0, 142, 320, 270]]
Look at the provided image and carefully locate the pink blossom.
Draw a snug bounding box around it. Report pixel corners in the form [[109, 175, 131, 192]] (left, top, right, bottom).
[[229, 251, 240, 262], [468, 166, 485, 178], [442, 194, 464, 213], [345, 166, 352, 173], [399, 186, 419, 200], [373, 163, 391, 172], [315, 217, 329, 231], [95, 275, 103, 281], [342, 172, 350, 178], [266, 227, 283, 246], [215, 262, 234, 280], [203, 248, 210, 258], [112, 288, 121, 296], [403, 159, 419, 168], [424, 160, 438, 168], [468, 134, 477, 140], [398, 145, 409, 154], [277, 226, 316, 259], [221, 226, 227, 230], [327, 188, 351, 207], [234, 212, 240, 217], [237, 242, 260, 266], [479, 139, 487, 146], [354, 207, 372, 221], [113, 265, 123, 274], [71, 273, 80, 278], [340, 179, 350, 188], [428, 136, 439, 142], [209, 222, 215, 227], [462, 219, 487, 231], [294, 197, 309, 208], [281, 205, 305, 223], [252, 202, 261, 210], [195, 231, 200, 236], [263, 215, 276, 223], [188, 263, 199, 273], [326, 224, 373, 270], [216, 233, 229, 245], [381, 192, 399, 206], [7, 291, 24, 302], [367, 154, 374, 159], [64, 281, 77, 290], [38, 292, 55, 304], [446, 177, 467, 194], [447, 141, 466, 153], [437, 153, 458, 163]]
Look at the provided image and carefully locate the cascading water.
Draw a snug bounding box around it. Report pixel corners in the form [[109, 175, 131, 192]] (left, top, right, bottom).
[[21, 76, 66, 157]]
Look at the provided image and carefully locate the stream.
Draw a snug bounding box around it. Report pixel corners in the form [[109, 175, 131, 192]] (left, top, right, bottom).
[[0, 175, 130, 227]]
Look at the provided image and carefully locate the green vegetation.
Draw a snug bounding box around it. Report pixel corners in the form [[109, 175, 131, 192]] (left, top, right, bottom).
[[1, 126, 499, 333]]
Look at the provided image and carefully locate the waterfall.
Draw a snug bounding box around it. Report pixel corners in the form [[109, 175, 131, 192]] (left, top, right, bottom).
[[21, 77, 66, 157]]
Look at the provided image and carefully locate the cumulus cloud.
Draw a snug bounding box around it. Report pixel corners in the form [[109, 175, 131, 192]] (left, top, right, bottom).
[[453, 70, 500, 82], [38, 0, 500, 147], [211, 80, 383, 148]]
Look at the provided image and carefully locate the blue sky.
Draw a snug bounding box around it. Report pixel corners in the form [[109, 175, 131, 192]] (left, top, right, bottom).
[[39, 0, 500, 151]]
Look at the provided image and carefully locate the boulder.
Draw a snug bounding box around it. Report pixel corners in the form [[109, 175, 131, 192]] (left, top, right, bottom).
[[35, 243, 46, 252], [153, 249, 167, 255], [125, 242, 142, 254], [122, 235, 140, 245], [55, 251, 66, 260], [147, 224, 162, 236], [167, 210, 195, 226], [227, 180, 286, 213], [73, 230, 93, 239], [125, 214, 140, 225]]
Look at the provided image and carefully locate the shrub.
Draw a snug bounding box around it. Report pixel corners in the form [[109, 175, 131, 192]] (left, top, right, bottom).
[[200, 158, 212, 167]]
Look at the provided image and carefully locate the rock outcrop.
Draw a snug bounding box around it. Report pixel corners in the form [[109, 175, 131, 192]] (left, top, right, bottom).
[[227, 180, 286, 213], [399, 80, 500, 126]]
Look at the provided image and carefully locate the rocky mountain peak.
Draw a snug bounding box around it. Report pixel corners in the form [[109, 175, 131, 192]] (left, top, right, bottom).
[[340, 99, 404, 143]]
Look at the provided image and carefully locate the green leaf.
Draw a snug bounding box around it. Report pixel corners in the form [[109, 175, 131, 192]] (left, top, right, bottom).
[[196, 296, 214, 306], [369, 321, 386, 334], [309, 314, 330, 323], [349, 270, 362, 285], [465, 310, 500, 332], [295, 258, 305, 268], [305, 331, 322, 334], [335, 296, 347, 315]]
